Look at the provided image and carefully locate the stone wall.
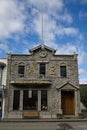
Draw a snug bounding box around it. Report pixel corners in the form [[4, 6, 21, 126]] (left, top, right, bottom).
[[4, 46, 80, 118]]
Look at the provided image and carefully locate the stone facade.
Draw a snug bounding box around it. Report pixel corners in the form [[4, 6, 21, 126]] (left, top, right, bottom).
[[4, 45, 81, 119]]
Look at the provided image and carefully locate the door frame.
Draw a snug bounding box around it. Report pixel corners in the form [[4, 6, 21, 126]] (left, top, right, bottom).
[[61, 90, 75, 115]]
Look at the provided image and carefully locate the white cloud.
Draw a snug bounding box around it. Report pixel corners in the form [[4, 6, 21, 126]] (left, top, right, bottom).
[[80, 0, 87, 4], [55, 42, 87, 65], [79, 68, 87, 84], [79, 68, 85, 75], [56, 43, 77, 54], [56, 26, 78, 36], [79, 78, 87, 84], [0, 43, 9, 52], [28, 0, 64, 12], [54, 10, 73, 24], [79, 11, 87, 20], [63, 27, 78, 36], [0, 0, 26, 39], [31, 12, 78, 48]]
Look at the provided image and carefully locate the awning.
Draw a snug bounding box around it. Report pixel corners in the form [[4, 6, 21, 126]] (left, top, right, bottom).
[[10, 79, 52, 85]]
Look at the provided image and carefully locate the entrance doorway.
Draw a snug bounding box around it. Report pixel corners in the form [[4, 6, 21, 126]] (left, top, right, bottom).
[[61, 91, 75, 115]]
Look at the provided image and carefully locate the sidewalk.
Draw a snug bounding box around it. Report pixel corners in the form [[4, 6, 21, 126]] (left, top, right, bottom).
[[1, 118, 87, 123]]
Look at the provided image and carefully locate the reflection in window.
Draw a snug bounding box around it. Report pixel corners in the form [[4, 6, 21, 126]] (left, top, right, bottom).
[[41, 90, 47, 111], [60, 66, 67, 77]]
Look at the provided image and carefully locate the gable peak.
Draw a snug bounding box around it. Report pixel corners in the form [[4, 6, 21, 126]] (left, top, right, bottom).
[[29, 44, 56, 54]]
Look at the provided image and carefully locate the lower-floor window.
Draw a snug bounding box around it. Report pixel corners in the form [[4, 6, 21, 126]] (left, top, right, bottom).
[[23, 90, 38, 110], [13, 90, 20, 110], [0, 101, 1, 109], [13, 89, 48, 111], [41, 90, 47, 110]]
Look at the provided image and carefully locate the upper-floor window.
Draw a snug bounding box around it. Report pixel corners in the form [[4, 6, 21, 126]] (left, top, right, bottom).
[[39, 63, 46, 76], [18, 64, 25, 77], [60, 66, 67, 77]]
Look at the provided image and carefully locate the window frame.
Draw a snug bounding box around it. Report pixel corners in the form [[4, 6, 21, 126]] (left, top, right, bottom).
[[39, 63, 46, 76], [13, 90, 20, 110], [23, 89, 38, 110], [41, 90, 48, 111], [60, 65, 67, 77], [18, 63, 25, 77]]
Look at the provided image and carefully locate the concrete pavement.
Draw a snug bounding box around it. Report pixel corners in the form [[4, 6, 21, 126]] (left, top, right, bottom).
[[0, 121, 87, 130]]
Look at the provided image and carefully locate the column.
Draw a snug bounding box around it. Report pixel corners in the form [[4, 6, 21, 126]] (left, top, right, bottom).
[[2, 98, 5, 119], [9, 89, 13, 111], [19, 90, 23, 111], [58, 90, 62, 114], [38, 90, 41, 111], [75, 90, 78, 116], [77, 90, 81, 113]]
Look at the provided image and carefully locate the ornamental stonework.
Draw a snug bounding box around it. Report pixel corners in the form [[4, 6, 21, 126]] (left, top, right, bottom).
[[39, 50, 47, 58], [50, 64, 56, 75], [28, 65, 36, 74]]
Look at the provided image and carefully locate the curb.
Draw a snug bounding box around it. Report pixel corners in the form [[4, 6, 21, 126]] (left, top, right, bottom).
[[0, 118, 87, 123]]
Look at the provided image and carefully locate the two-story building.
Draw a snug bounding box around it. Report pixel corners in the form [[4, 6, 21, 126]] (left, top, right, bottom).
[[0, 58, 7, 119], [4, 45, 81, 119]]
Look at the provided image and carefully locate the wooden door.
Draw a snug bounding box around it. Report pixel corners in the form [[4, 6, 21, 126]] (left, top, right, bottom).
[[61, 91, 75, 115]]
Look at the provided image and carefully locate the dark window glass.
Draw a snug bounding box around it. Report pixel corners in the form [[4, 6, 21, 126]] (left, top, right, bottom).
[[0, 101, 1, 108], [41, 90, 47, 111], [23, 90, 38, 110], [60, 66, 67, 77], [13, 90, 20, 110], [0, 68, 2, 85], [18, 65, 25, 77], [39, 63, 46, 76]]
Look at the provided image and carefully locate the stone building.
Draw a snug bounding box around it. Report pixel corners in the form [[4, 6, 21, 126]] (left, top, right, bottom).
[[4, 45, 81, 119], [0, 58, 7, 119]]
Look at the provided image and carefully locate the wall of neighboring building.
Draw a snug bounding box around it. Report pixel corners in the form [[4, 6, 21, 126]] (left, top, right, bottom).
[[0, 58, 7, 119], [0, 58, 7, 86]]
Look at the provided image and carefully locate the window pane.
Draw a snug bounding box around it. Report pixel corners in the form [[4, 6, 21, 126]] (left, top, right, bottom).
[[40, 63, 45, 75], [13, 90, 20, 110], [41, 90, 47, 110], [18, 65, 25, 77], [23, 90, 38, 110], [60, 66, 66, 77], [0, 68, 2, 85]]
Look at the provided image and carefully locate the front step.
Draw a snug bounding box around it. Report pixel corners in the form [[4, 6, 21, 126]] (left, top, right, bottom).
[[23, 111, 39, 119]]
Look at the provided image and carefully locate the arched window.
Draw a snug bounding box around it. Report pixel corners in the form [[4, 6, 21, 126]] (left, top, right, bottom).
[[60, 62, 67, 77], [18, 62, 25, 77]]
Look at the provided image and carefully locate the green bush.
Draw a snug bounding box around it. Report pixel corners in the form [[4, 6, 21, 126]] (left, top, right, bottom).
[[80, 84, 87, 108]]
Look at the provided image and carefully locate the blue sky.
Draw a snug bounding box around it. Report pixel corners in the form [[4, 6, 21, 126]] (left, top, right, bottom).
[[0, 0, 87, 84]]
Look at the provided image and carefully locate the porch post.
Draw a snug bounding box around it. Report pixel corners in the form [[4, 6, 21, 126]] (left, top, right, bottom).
[[58, 90, 62, 114], [38, 90, 41, 111], [2, 92, 5, 119], [19, 90, 23, 111], [75, 90, 78, 116], [9, 89, 13, 111]]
